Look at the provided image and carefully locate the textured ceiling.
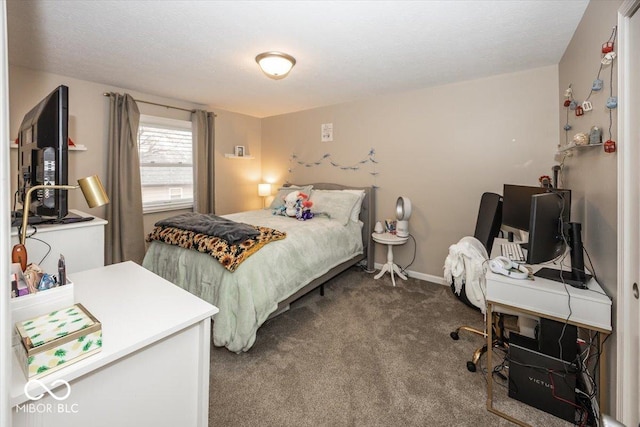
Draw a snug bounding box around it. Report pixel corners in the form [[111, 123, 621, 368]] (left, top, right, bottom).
[[7, 0, 589, 118]]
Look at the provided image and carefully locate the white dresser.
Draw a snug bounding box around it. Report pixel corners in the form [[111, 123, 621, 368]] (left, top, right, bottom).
[[11, 261, 219, 427], [10, 210, 107, 274]]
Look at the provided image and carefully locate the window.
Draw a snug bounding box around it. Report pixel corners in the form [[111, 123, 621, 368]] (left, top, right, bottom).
[[138, 115, 193, 213]]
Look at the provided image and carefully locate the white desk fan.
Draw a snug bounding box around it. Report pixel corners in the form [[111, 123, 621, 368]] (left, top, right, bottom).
[[395, 196, 412, 238]]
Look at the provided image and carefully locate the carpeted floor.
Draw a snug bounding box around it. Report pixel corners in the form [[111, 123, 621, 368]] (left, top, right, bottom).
[[209, 267, 573, 426]]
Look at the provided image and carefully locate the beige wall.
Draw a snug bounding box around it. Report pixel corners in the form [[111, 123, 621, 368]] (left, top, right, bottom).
[[262, 66, 560, 280], [558, 0, 622, 412], [8, 65, 262, 235], [214, 109, 263, 215]]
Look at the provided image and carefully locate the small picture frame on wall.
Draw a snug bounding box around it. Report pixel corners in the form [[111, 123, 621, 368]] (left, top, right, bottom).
[[235, 146, 245, 157]]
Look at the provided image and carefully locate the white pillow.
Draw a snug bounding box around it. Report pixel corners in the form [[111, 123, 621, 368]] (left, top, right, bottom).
[[309, 190, 362, 226], [269, 185, 313, 209], [316, 189, 365, 223]]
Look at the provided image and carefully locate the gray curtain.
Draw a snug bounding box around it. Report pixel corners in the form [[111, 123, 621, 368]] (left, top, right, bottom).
[[105, 93, 145, 265], [191, 110, 216, 213]]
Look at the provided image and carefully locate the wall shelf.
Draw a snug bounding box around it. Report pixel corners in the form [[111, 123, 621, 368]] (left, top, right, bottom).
[[558, 142, 603, 152], [224, 153, 254, 159], [10, 141, 88, 151]]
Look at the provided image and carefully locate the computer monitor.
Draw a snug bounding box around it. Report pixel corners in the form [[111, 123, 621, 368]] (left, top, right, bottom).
[[502, 184, 549, 232], [527, 191, 570, 265], [528, 191, 590, 288], [17, 85, 69, 219]]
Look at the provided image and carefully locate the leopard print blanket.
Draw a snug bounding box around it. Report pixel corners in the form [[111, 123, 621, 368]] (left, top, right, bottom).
[[146, 225, 286, 272]]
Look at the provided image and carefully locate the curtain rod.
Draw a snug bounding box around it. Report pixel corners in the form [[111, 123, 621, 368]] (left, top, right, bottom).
[[102, 92, 216, 116]]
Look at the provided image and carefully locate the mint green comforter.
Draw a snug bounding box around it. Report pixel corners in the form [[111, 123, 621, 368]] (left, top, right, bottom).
[[142, 210, 363, 352]]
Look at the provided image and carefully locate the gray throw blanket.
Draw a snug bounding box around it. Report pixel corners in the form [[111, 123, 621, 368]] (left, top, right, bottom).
[[155, 213, 260, 245]]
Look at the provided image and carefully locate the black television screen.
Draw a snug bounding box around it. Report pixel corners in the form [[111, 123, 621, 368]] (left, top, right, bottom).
[[502, 184, 548, 231], [526, 191, 571, 265], [17, 85, 69, 219]]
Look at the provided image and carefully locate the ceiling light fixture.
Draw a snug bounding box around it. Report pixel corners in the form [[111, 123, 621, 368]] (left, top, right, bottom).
[[255, 51, 296, 80]]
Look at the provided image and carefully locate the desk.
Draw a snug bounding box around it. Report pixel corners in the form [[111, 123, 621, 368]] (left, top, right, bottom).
[[486, 238, 612, 426], [372, 232, 408, 286], [11, 261, 218, 427]]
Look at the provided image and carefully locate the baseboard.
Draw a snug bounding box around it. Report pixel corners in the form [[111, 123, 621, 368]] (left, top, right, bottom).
[[372, 262, 446, 286]]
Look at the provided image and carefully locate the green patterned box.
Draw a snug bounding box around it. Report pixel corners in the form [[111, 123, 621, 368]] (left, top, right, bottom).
[[15, 303, 102, 379]]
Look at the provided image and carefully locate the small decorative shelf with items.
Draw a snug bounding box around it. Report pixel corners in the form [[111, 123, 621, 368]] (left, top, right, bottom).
[[224, 153, 255, 159], [10, 139, 87, 151], [558, 142, 604, 153], [225, 145, 254, 159]]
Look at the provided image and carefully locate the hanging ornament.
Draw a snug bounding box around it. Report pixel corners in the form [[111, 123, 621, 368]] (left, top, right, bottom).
[[602, 41, 614, 54], [581, 101, 593, 112], [604, 139, 616, 153], [287, 149, 379, 185], [606, 96, 618, 109], [564, 124, 572, 131], [569, 100, 578, 110], [563, 99, 571, 107], [575, 106, 584, 116], [601, 52, 617, 65], [564, 86, 573, 98], [592, 79, 603, 91]]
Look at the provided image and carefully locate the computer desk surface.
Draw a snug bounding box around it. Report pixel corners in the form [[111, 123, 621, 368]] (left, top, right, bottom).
[[487, 238, 611, 333]]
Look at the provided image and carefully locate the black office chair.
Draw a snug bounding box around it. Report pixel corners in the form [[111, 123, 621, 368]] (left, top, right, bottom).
[[449, 192, 504, 372]]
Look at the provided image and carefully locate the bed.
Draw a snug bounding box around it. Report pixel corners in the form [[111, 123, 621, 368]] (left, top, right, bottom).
[[141, 183, 375, 352]]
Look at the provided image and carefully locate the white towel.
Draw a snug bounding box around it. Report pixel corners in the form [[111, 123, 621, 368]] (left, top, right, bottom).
[[443, 236, 489, 313]]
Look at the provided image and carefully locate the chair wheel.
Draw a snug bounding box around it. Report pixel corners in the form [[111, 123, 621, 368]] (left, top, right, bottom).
[[466, 361, 477, 372], [450, 332, 459, 340]]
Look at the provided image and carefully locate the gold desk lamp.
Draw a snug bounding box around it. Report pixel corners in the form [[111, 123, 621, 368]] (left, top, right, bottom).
[[11, 175, 110, 271]]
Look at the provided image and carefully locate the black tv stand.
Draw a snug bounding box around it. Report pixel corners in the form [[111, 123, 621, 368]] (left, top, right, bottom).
[[534, 267, 592, 289]]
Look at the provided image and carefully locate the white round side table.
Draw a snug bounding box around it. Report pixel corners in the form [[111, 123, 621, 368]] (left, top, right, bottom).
[[372, 232, 409, 286]]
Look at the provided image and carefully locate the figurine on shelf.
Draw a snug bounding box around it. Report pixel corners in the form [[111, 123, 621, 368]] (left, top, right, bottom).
[[589, 126, 602, 145], [573, 132, 589, 146], [539, 175, 552, 188]]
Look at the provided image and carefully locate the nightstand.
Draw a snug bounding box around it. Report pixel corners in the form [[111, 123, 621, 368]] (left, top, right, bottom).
[[371, 232, 409, 286]]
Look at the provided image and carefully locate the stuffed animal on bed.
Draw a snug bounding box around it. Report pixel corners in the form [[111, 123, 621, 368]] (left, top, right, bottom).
[[296, 198, 314, 221], [285, 191, 304, 217], [273, 191, 314, 220]]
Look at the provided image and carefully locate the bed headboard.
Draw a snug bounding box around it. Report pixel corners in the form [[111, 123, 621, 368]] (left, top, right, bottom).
[[285, 183, 375, 271]]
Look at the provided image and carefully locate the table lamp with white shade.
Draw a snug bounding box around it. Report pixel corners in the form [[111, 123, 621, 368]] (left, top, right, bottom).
[[258, 183, 271, 208]]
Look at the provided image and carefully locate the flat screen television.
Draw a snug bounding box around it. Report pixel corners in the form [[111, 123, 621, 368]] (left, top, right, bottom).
[[17, 85, 69, 220]]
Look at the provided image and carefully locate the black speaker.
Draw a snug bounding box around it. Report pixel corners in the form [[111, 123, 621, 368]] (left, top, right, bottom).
[[537, 318, 577, 362]]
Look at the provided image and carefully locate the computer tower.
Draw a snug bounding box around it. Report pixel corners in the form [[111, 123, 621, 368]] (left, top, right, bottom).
[[508, 333, 577, 422], [537, 318, 577, 362]]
